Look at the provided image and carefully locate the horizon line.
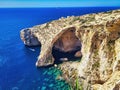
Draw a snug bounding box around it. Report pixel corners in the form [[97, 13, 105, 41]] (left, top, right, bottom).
[[0, 6, 120, 8]]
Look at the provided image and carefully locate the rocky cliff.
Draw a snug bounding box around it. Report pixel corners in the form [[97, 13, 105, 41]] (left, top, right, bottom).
[[20, 9, 120, 90]]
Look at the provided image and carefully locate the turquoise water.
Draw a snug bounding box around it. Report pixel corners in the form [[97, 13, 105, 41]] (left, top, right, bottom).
[[0, 7, 120, 90]]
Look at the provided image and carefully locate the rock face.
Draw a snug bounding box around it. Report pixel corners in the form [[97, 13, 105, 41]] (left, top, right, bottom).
[[20, 9, 120, 90], [20, 28, 40, 46]]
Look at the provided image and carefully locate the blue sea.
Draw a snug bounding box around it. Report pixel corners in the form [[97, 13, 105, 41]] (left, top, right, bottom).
[[0, 7, 120, 90]]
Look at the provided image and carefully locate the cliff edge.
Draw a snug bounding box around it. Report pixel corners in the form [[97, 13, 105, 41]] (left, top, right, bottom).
[[20, 9, 120, 90]]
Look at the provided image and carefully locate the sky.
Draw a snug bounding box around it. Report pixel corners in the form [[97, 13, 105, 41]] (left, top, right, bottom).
[[0, 0, 120, 8]]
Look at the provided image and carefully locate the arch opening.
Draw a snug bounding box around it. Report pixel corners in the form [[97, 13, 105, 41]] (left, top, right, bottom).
[[52, 28, 82, 64]]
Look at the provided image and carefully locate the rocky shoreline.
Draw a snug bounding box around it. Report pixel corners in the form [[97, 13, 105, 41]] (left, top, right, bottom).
[[20, 9, 120, 90]]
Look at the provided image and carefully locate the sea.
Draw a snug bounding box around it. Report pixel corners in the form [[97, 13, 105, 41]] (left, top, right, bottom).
[[0, 7, 120, 90]]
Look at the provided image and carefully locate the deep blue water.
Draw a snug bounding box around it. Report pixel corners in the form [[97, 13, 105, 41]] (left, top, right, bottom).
[[0, 7, 120, 90]]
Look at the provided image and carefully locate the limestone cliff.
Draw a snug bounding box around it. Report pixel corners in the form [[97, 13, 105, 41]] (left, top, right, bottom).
[[20, 9, 120, 90]]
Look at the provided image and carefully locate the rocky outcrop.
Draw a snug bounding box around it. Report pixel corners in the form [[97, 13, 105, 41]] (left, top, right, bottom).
[[20, 9, 120, 90], [20, 28, 40, 46]]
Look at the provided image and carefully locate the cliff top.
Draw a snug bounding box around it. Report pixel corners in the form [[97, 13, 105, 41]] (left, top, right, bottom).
[[32, 9, 120, 33]]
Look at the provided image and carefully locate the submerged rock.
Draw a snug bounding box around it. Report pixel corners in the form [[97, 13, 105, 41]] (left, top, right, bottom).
[[20, 9, 120, 90]]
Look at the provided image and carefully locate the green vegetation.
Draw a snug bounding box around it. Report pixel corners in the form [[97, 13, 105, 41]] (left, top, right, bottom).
[[73, 17, 80, 22], [75, 77, 83, 90], [69, 77, 83, 90]]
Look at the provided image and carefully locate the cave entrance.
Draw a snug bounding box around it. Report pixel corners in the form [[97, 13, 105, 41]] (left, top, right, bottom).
[[52, 27, 82, 64]]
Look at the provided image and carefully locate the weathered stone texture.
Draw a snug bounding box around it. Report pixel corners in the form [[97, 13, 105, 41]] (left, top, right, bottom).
[[20, 9, 120, 90]]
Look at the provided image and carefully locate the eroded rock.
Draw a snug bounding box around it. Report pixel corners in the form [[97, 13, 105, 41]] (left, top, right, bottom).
[[20, 9, 120, 90], [20, 28, 40, 46]]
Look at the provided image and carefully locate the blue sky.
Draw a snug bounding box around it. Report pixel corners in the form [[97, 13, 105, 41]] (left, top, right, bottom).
[[0, 0, 120, 7]]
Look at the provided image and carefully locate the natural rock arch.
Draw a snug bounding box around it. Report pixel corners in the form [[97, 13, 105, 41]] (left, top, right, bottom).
[[35, 27, 82, 67], [52, 27, 82, 64], [20, 9, 120, 90]]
